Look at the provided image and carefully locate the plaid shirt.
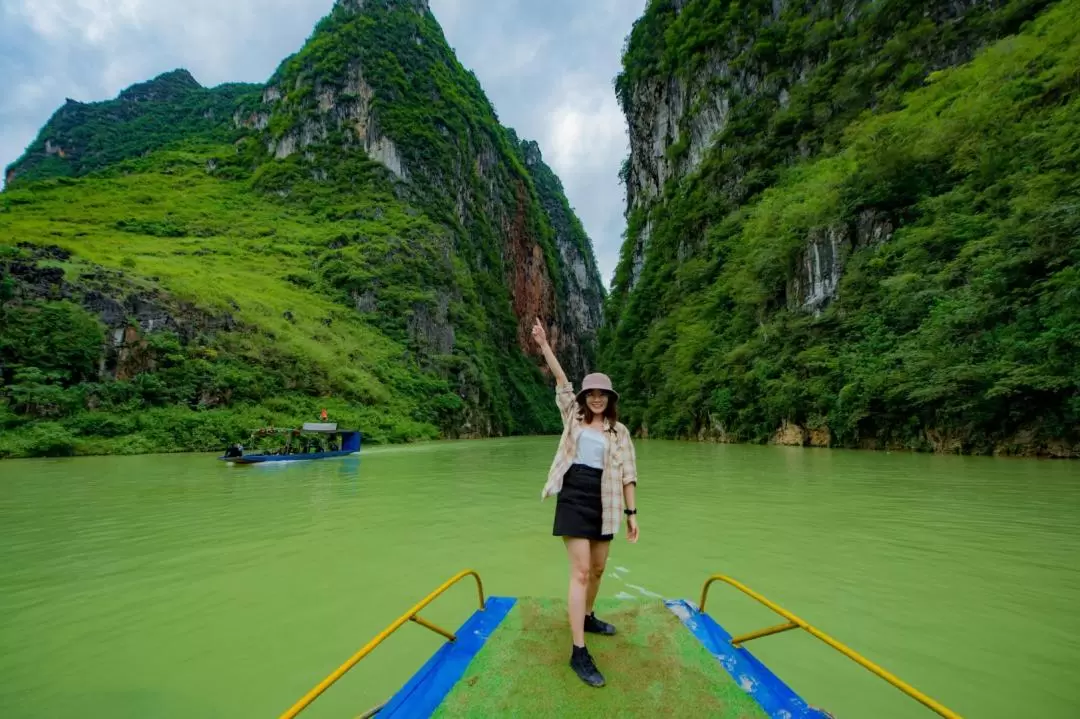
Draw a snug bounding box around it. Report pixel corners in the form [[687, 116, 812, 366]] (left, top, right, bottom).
[[541, 381, 638, 537]]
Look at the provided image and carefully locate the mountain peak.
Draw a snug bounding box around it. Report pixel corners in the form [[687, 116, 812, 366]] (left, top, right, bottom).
[[118, 69, 201, 103], [336, 0, 429, 14]]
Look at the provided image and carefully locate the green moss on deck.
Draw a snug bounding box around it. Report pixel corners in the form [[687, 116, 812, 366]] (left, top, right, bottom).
[[433, 598, 768, 719]]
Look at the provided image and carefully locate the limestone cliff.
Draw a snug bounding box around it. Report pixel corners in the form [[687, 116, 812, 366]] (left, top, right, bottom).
[[617, 0, 1052, 296], [247, 0, 605, 386], [0, 0, 604, 457], [513, 134, 605, 379], [603, 0, 1079, 456]]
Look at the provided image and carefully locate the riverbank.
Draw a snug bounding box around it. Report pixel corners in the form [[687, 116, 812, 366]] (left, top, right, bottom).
[[0, 401, 443, 460], [685, 418, 1080, 460], [4, 410, 1078, 460]]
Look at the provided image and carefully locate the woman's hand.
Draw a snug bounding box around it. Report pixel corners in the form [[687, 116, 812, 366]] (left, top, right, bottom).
[[533, 317, 568, 386], [531, 317, 548, 348], [626, 515, 639, 543]]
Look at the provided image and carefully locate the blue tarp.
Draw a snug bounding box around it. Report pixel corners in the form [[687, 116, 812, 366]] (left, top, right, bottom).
[[665, 599, 834, 719], [379, 596, 516, 718]]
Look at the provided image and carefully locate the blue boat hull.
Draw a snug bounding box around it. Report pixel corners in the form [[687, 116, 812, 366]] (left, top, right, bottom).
[[218, 450, 358, 464]]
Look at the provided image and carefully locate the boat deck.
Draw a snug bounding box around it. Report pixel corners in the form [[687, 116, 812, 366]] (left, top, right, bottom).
[[280, 570, 956, 719], [376, 596, 829, 718], [430, 597, 768, 718]]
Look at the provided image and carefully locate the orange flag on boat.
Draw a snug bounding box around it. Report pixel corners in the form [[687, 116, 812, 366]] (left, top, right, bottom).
[[320, 408, 328, 420]]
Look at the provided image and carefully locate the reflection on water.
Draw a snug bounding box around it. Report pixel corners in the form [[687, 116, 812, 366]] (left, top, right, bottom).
[[1, 438, 1078, 718]]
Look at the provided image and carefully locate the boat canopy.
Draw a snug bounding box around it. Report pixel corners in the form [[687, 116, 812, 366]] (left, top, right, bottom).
[[302, 422, 341, 432]]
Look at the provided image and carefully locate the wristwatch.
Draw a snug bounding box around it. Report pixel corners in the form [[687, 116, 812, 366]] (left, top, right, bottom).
[[624, 508, 637, 516]]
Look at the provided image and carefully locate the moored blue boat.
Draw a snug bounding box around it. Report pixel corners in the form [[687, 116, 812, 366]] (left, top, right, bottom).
[[219, 422, 361, 464]]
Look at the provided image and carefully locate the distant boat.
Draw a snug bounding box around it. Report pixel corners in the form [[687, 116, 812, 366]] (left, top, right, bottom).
[[219, 422, 361, 464]]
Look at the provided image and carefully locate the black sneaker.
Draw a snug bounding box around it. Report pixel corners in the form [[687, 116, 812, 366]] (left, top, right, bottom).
[[584, 612, 617, 636], [570, 645, 605, 687]]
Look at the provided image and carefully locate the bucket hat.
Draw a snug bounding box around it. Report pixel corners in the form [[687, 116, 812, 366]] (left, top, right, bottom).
[[576, 372, 619, 402]]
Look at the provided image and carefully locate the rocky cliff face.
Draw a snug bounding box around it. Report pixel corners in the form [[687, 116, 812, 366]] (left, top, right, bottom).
[[603, 0, 1078, 457], [515, 136, 605, 377], [244, 0, 603, 380], [618, 0, 1050, 298], [785, 209, 894, 315], [1, 0, 605, 456], [5, 243, 238, 387]]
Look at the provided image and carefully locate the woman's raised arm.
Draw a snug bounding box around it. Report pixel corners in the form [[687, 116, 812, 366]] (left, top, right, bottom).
[[531, 317, 569, 387]]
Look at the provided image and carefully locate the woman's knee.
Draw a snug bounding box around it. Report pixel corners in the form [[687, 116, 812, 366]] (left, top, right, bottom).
[[589, 562, 606, 581], [570, 563, 591, 586]]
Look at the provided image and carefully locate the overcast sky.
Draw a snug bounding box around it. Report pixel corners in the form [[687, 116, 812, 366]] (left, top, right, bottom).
[[0, 0, 646, 286]]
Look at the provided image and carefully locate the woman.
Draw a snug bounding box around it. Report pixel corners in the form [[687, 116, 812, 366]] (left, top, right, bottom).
[[532, 317, 639, 688]]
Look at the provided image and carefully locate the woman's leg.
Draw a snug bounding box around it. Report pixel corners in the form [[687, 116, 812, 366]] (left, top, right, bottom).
[[585, 539, 611, 616], [564, 537, 592, 647]]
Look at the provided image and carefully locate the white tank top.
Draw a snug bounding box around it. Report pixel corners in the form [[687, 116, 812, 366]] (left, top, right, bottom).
[[573, 427, 607, 469]]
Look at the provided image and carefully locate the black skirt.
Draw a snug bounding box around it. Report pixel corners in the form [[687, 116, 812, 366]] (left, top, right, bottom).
[[553, 463, 613, 541]]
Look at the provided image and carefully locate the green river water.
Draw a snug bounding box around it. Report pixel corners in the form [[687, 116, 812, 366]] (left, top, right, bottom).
[[1, 437, 1078, 718]]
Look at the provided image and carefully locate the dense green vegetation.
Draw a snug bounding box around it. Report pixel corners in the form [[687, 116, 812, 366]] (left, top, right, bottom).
[[6, 69, 260, 185], [604, 0, 1080, 455], [0, 152, 468, 457], [264, 0, 583, 435], [0, 0, 603, 458], [615, 0, 1052, 202]]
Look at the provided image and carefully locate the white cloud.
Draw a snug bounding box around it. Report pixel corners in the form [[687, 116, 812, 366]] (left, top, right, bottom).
[[428, 0, 463, 36], [9, 78, 56, 112], [498, 34, 551, 80], [7, 0, 146, 43], [542, 72, 631, 286], [546, 74, 627, 176]]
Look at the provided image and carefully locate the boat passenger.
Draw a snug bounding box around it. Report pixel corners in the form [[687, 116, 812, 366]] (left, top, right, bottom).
[[532, 317, 639, 689]]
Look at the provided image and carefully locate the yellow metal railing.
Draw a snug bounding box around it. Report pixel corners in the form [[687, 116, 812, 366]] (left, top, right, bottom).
[[279, 569, 485, 719], [699, 574, 962, 719]]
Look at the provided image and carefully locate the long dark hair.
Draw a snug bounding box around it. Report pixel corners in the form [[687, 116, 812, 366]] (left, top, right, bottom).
[[577, 391, 618, 431]]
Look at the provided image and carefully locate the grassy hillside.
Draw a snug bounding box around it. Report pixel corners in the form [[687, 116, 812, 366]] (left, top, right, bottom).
[[0, 146, 481, 457], [1, 0, 606, 459], [604, 0, 1080, 455]]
